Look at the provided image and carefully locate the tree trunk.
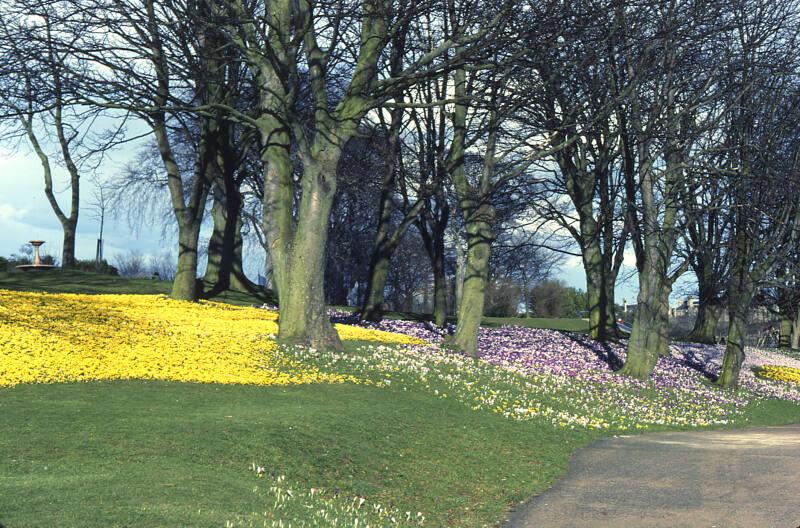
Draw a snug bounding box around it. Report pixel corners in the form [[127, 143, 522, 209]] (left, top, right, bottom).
[[451, 206, 494, 357], [61, 223, 77, 268], [172, 221, 201, 300], [657, 281, 672, 357], [455, 236, 466, 313], [777, 287, 799, 350], [718, 308, 747, 388], [792, 305, 800, 350], [228, 214, 250, 292], [361, 250, 391, 322], [204, 187, 250, 294], [431, 228, 448, 327], [204, 192, 231, 291], [687, 259, 723, 343], [619, 266, 666, 379], [688, 302, 721, 344], [583, 245, 618, 341], [717, 274, 755, 388], [275, 159, 342, 350], [779, 312, 793, 349]]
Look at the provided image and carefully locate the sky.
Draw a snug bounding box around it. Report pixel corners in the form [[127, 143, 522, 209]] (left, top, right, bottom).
[[0, 140, 660, 306]]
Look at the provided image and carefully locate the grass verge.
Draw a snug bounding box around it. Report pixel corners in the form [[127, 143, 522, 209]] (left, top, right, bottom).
[[0, 381, 592, 527]]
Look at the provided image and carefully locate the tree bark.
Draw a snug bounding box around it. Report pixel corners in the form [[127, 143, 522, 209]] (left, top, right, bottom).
[[360, 113, 424, 321], [276, 158, 342, 350], [620, 265, 667, 378], [454, 238, 466, 314], [451, 205, 494, 356], [717, 277, 755, 388], [431, 236, 448, 327], [792, 305, 800, 350], [583, 244, 619, 341], [61, 225, 77, 268], [777, 286, 799, 350], [688, 300, 722, 344], [448, 59, 499, 357], [362, 250, 392, 321], [718, 306, 747, 388], [21, 110, 79, 269], [779, 312, 793, 349], [173, 221, 202, 300], [686, 231, 725, 344], [418, 214, 449, 327], [203, 184, 251, 294]]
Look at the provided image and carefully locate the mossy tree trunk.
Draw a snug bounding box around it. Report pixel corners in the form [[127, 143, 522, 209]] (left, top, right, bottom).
[[779, 314, 793, 349], [617, 41, 687, 379], [145, 0, 220, 301], [276, 156, 342, 350], [451, 204, 495, 356], [203, 181, 251, 295], [553, 135, 625, 342], [239, 0, 389, 349], [257, 123, 344, 349], [777, 283, 800, 350], [362, 252, 392, 321], [717, 273, 755, 388], [688, 299, 722, 345], [173, 221, 203, 300], [431, 235, 449, 327], [21, 76, 80, 269], [620, 265, 667, 378], [583, 244, 619, 342], [686, 225, 726, 344], [449, 64, 498, 357], [153, 112, 212, 301]]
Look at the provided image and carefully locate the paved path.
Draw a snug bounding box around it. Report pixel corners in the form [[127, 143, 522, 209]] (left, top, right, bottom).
[[505, 425, 800, 528]]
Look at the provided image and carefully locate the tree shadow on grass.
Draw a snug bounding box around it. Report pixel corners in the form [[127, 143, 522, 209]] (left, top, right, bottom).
[[563, 332, 625, 371]]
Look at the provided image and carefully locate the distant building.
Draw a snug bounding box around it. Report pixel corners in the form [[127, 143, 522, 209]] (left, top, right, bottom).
[[671, 296, 698, 318]]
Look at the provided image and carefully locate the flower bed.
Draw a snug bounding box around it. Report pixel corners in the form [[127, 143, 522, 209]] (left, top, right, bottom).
[[0, 290, 417, 388], [4, 290, 799, 432], [756, 364, 800, 385], [311, 314, 800, 430]]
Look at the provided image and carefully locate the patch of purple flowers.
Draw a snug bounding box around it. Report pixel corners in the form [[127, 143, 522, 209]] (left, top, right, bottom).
[[334, 313, 800, 405]]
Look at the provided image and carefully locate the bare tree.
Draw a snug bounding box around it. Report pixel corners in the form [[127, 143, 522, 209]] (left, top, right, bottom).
[[715, 0, 800, 386], [87, 175, 110, 270], [0, 5, 117, 268], [211, 0, 511, 349]]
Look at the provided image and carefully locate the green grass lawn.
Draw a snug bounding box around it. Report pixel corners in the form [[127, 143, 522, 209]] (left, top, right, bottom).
[[481, 316, 590, 333], [0, 270, 273, 306], [0, 381, 592, 527], [2, 381, 797, 527]]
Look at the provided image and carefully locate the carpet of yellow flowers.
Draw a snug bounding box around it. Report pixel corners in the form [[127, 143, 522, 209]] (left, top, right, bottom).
[[0, 289, 422, 388], [758, 364, 800, 385]]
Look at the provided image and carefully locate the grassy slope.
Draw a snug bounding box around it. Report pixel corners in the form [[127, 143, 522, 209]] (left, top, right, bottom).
[[1, 272, 798, 526], [0, 382, 592, 527]]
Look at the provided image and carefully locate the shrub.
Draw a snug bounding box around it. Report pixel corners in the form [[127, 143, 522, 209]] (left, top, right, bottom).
[[74, 259, 119, 275]]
